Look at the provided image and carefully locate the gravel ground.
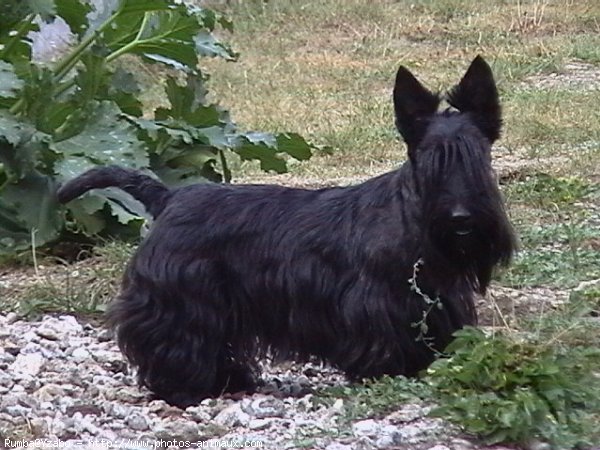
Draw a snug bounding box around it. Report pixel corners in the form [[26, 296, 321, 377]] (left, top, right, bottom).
[[0, 311, 525, 450]]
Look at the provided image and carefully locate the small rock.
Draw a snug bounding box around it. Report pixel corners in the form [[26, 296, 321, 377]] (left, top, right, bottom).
[[449, 439, 475, 450], [72, 412, 100, 435], [97, 328, 114, 342], [0, 373, 15, 389], [387, 402, 429, 423], [5, 405, 31, 417], [126, 413, 149, 431], [527, 440, 552, 450], [0, 349, 16, 365], [247, 396, 286, 418], [153, 419, 204, 440], [105, 403, 132, 419], [325, 444, 353, 450], [6, 312, 18, 324], [248, 418, 273, 430], [71, 347, 91, 361], [213, 403, 250, 427], [396, 419, 445, 444], [39, 402, 55, 411], [353, 419, 380, 438], [114, 386, 148, 403], [29, 417, 49, 435], [36, 325, 61, 341], [332, 398, 344, 410], [58, 315, 84, 334], [11, 384, 25, 393], [375, 424, 402, 448], [148, 399, 177, 414], [93, 349, 123, 366], [97, 430, 119, 442], [428, 445, 451, 450], [34, 384, 66, 402], [185, 405, 212, 422], [10, 352, 45, 377]]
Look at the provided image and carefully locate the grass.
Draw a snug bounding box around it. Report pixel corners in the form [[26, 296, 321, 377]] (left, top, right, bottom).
[[500, 173, 599, 288], [2, 0, 600, 447], [0, 242, 132, 319], [197, 0, 600, 182]]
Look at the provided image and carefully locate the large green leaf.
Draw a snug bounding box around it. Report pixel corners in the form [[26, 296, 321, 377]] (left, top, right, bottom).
[[126, 115, 223, 183], [51, 101, 148, 181], [230, 132, 316, 173], [0, 111, 47, 179], [98, 9, 141, 48], [0, 61, 24, 98], [75, 51, 107, 103], [74, 54, 142, 116], [189, 6, 234, 33], [52, 102, 150, 230], [136, 41, 198, 71], [0, 171, 63, 254], [275, 133, 314, 161], [156, 75, 221, 126], [19, 65, 57, 126], [55, 0, 91, 36], [195, 30, 237, 61], [86, 0, 169, 36], [233, 135, 288, 174], [131, 9, 200, 70], [119, 0, 172, 14], [0, 1, 32, 31], [105, 6, 201, 71], [26, 0, 56, 20], [66, 196, 106, 234], [0, 110, 27, 146], [188, 5, 236, 59], [107, 67, 143, 116]]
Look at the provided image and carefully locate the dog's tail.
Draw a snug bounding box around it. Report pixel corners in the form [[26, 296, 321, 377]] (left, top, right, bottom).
[[57, 165, 170, 217]]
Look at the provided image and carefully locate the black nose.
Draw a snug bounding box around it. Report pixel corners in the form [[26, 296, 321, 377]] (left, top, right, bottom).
[[450, 205, 471, 223], [450, 206, 473, 236]]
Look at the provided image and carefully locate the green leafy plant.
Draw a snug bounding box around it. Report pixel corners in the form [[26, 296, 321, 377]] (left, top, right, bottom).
[[427, 327, 600, 448], [0, 0, 317, 256]]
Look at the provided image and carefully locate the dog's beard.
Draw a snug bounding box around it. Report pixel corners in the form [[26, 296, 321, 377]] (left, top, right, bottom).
[[424, 209, 516, 293]]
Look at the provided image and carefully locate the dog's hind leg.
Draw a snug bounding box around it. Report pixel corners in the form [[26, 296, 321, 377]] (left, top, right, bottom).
[[107, 278, 232, 407], [107, 257, 260, 407]]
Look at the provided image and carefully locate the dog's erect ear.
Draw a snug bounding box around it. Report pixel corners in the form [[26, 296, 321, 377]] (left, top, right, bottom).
[[393, 66, 440, 151], [446, 55, 502, 143]]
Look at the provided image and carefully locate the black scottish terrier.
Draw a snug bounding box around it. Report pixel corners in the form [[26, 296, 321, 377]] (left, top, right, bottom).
[[58, 56, 516, 408]]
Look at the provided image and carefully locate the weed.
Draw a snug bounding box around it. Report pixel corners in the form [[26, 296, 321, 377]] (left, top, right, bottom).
[[501, 244, 599, 288], [427, 327, 600, 448], [6, 241, 133, 319], [317, 376, 431, 425]]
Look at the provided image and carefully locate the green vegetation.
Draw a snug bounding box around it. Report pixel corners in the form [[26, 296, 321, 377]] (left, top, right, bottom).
[[0, 0, 316, 257], [428, 327, 600, 448]]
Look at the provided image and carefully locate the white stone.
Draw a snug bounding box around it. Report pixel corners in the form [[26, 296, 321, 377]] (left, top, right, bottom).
[[71, 347, 91, 361], [352, 419, 380, 437], [213, 403, 250, 427], [11, 352, 45, 377], [126, 413, 149, 431], [248, 418, 273, 430]]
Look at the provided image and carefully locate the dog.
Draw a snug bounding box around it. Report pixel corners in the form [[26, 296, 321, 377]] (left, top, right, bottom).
[[58, 56, 517, 408]]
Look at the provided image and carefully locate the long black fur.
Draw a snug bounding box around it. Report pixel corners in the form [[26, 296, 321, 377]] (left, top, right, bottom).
[[57, 56, 517, 408]]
